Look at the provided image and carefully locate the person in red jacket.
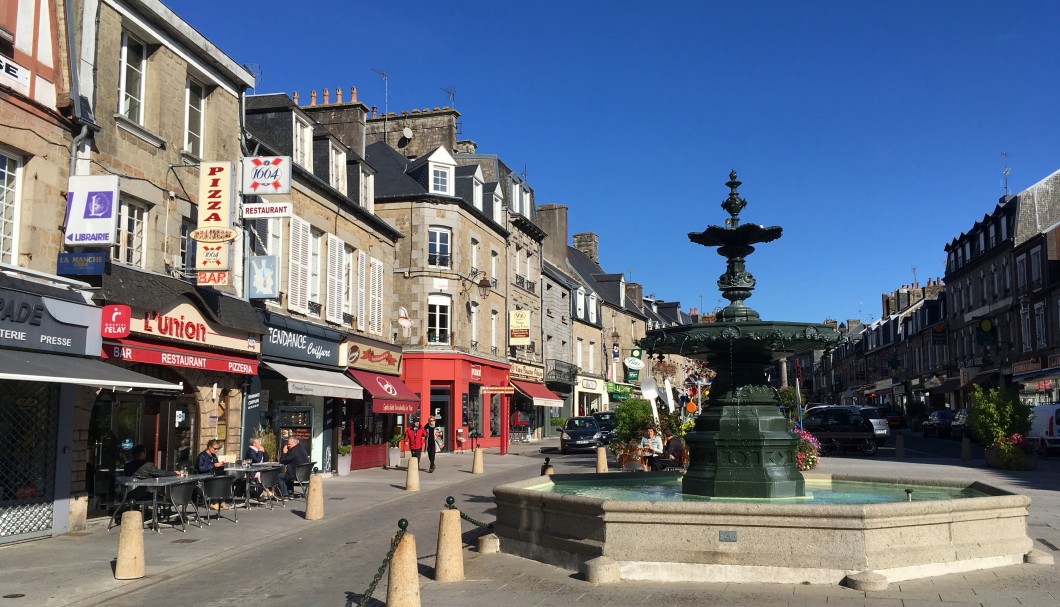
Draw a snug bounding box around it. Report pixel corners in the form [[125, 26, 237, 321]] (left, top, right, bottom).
[[403, 419, 428, 468]]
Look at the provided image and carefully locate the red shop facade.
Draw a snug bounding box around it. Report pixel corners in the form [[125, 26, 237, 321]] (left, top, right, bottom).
[[401, 353, 511, 453]]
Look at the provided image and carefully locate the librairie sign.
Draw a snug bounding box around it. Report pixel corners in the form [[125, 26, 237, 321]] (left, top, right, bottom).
[[241, 157, 291, 194], [194, 162, 235, 276], [64, 175, 120, 247]]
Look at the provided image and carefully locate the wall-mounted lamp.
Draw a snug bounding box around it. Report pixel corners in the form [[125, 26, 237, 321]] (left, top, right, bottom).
[[477, 277, 492, 298], [611, 329, 620, 343]]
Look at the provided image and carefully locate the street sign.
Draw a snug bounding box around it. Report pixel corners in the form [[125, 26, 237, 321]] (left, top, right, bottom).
[[481, 386, 515, 395]]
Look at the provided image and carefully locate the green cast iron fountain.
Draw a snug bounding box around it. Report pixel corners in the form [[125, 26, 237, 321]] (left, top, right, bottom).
[[640, 172, 842, 498]]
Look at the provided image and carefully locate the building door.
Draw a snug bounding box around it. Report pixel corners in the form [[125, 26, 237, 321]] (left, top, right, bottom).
[[0, 381, 59, 544], [430, 387, 450, 452]]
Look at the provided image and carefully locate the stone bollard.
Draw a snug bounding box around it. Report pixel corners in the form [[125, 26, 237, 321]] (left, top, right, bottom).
[[387, 521, 421, 607], [434, 508, 464, 581], [596, 446, 609, 473], [895, 434, 906, 458], [304, 474, 324, 520], [114, 510, 145, 580], [406, 456, 421, 491], [540, 457, 552, 476], [961, 437, 972, 462], [543, 463, 554, 475], [471, 448, 484, 474], [477, 533, 500, 554]]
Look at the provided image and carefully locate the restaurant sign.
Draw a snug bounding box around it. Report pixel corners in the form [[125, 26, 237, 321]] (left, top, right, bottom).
[[0, 286, 100, 356], [131, 299, 259, 354], [194, 162, 235, 273], [510, 361, 544, 383]]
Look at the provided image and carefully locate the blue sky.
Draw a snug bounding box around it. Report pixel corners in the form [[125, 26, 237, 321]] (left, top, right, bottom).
[[164, 0, 1059, 325]]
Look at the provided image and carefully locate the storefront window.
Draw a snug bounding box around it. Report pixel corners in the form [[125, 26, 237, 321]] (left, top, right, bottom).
[[490, 394, 500, 437]]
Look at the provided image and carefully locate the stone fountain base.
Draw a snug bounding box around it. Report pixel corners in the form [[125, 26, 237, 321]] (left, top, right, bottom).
[[493, 472, 1038, 587]]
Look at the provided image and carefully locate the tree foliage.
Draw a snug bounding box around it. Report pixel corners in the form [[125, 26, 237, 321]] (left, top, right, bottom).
[[968, 385, 1033, 444]]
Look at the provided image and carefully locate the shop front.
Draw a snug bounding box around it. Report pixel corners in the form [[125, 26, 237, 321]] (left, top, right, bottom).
[[402, 353, 510, 452], [255, 311, 362, 473], [344, 336, 418, 470], [0, 271, 181, 543], [1013, 356, 1060, 403], [509, 362, 562, 442], [574, 375, 609, 416]]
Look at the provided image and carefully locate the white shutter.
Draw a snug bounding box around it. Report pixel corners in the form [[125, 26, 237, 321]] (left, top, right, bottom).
[[370, 257, 383, 334], [325, 234, 345, 324], [288, 216, 310, 313], [357, 251, 367, 331]]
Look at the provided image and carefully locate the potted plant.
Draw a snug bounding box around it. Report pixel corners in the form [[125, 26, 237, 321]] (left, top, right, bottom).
[[385, 430, 403, 469], [336, 443, 352, 476]]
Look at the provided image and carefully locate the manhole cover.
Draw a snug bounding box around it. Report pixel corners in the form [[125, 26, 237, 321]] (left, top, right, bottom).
[[171, 538, 200, 544]]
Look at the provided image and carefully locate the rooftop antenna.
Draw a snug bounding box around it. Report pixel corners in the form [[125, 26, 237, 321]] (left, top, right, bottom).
[[911, 265, 918, 285], [372, 68, 389, 142], [244, 63, 261, 93], [1001, 152, 1011, 195], [441, 86, 456, 108]]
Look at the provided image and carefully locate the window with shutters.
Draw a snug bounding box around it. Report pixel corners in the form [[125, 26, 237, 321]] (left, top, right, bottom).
[[356, 251, 367, 331], [343, 245, 356, 324], [308, 228, 323, 315], [588, 341, 596, 374], [325, 234, 345, 324], [588, 294, 597, 323], [369, 257, 384, 335], [490, 310, 498, 354], [576, 288, 585, 318], [0, 149, 22, 265], [287, 216, 310, 313], [428, 294, 450, 344]]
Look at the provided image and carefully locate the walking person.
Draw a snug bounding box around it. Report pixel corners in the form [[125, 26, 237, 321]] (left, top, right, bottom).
[[425, 416, 438, 473], [403, 419, 428, 470]]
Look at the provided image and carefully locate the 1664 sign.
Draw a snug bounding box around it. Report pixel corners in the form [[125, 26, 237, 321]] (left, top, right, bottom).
[[242, 157, 291, 194]]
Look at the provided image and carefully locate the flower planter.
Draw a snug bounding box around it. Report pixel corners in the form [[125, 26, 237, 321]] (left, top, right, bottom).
[[336, 453, 352, 476], [985, 446, 1037, 470]]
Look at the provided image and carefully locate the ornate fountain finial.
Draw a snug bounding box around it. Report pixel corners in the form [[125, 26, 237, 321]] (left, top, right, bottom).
[[721, 170, 747, 228]]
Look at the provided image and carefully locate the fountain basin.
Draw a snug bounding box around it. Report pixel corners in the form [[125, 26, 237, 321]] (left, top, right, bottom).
[[493, 471, 1034, 586]]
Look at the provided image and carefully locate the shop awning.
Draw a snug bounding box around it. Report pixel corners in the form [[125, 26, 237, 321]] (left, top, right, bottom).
[[347, 369, 419, 414], [0, 349, 183, 392], [264, 361, 363, 399], [103, 338, 258, 374], [512, 380, 563, 407]]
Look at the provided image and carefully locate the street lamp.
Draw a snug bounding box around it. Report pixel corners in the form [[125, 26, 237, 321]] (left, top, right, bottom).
[[476, 277, 492, 299]]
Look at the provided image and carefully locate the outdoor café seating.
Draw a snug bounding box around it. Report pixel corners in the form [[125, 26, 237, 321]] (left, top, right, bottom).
[[166, 479, 202, 532], [200, 476, 238, 524], [256, 467, 285, 509], [290, 462, 315, 500]]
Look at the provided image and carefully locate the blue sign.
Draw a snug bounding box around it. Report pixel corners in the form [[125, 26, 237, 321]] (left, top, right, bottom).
[[57, 252, 106, 275], [120, 438, 134, 451]]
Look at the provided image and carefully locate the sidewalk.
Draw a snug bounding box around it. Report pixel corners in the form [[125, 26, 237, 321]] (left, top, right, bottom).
[[2, 441, 1058, 607]]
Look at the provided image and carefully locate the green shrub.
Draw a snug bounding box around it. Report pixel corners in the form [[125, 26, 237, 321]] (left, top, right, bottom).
[[550, 417, 566, 428], [968, 386, 1032, 445], [337, 444, 352, 456], [612, 399, 654, 446]]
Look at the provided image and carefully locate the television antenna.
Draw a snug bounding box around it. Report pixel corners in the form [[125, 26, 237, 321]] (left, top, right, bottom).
[[911, 265, 918, 285], [441, 86, 456, 108], [372, 68, 389, 140], [1001, 152, 1011, 195]]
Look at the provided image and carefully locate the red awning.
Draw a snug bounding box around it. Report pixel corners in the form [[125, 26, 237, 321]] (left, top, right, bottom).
[[512, 380, 563, 407], [347, 369, 419, 415], [103, 338, 258, 374]]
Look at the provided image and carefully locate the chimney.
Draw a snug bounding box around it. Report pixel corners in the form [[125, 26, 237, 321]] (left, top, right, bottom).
[[335, 87, 342, 103], [322, 88, 330, 104], [310, 90, 317, 105], [625, 282, 644, 311], [537, 204, 569, 267], [293, 91, 300, 105], [573, 232, 599, 263], [350, 86, 358, 102]]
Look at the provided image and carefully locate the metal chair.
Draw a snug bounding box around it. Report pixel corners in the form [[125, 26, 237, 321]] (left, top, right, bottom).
[[200, 476, 238, 524], [290, 462, 315, 500], [256, 467, 285, 509], [166, 480, 202, 532]]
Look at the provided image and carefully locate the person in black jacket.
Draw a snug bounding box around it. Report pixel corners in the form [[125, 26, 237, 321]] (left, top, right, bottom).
[[278, 437, 310, 496], [123, 445, 177, 501], [425, 417, 438, 473], [652, 431, 685, 471]]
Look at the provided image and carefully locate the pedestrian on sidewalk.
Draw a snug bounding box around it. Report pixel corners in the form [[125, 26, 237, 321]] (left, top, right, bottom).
[[404, 418, 428, 469], [425, 416, 438, 472]]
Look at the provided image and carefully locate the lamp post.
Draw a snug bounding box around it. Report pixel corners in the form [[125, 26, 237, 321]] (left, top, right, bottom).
[[610, 328, 620, 404]]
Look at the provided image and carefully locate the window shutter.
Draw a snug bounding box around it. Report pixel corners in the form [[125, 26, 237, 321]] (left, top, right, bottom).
[[370, 257, 383, 334], [288, 216, 310, 313], [252, 218, 269, 255], [357, 251, 367, 331], [325, 234, 345, 324]]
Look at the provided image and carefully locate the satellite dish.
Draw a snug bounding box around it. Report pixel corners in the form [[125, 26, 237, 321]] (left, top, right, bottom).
[[402, 127, 414, 139]]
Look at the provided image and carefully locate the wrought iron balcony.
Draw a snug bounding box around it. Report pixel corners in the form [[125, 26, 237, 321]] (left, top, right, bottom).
[[525, 280, 536, 294], [307, 301, 322, 315], [545, 359, 577, 384], [343, 312, 354, 325], [428, 253, 451, 267], [515, 274, 526, 288], [427, 329, 449, 344]]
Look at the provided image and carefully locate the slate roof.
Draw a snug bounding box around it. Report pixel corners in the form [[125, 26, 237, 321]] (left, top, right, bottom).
[[566, 246, 646, 320], [365, 141, 430, 199], [95, 264, 267, 334]]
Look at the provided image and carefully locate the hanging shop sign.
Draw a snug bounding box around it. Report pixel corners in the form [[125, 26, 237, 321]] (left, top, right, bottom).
[[247, 256, 280, 299], [510, 361, 544, 383], [241, 157, 291, 194], [130, 299, 259, 354], [63, 175, 120, 247], [624, 348, 643, 382], [0, 286, 100, 356], [509, 310, 531, 346], [194, 162, 235, 275], [345, 337, 402, 374], [242, 201, 293, 218]]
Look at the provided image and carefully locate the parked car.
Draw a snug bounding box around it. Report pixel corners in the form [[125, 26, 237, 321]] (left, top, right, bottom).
[[592, 411, 617, 444], [803, 407, 879, 455], [560, 416, 604, 454], [921, 409, 956, 438], [1029, 403, 1060, 455], [805, 405, 890, 446], [949, 408, 974, 441]]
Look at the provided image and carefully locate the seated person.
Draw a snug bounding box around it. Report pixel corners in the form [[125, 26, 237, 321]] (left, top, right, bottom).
[[278, 437, 310, 496], [195, 439, 227, 476], [652, 430, 685, 470], [122, 445, 177, 501], [639, 427, 664, 468], [244, 438, 268, 464], [240, 438, 269, 499]]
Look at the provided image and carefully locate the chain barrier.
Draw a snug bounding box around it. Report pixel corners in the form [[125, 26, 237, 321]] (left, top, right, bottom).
[[349, 519, 408, 607], [445, 496, 494, 529]]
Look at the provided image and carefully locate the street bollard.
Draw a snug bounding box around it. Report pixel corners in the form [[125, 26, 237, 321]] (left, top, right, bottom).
[[543, 462, 554, 475], [472, 447, 484, 474], [114, 510, 145, 580], [434, 508, 464, 581], [405, 456, 421, 491], [596, 446, 609, 473], [895, 434, 906, 458], [304, 474, 324, 520], [387, 524, 421, 607], [961, 437, 972, 462], [540, 457, 551, 476]]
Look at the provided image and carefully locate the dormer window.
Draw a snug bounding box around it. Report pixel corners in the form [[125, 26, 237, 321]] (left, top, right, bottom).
[[329, 141, 347, 192], [293, 115, 313, 168], [588, 294, 597, 323], [359, 166, 375, 212], [473, 177, 483, 211], [432, 165, 450, 194], [576, 288, 585, 318], [619, 277, 626, 308], [492, 192, 503, 222]]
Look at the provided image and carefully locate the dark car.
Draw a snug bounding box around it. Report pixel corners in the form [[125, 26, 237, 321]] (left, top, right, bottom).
[[560, 416, 604, 454], [805, 405, 890, 446], [592, 411, 617, 443], [803, 408, 879, 455], [949, 408, 974, 441], [921, 409, 956, 438]]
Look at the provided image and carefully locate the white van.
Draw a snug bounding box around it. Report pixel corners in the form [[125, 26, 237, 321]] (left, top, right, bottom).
[[1029, 403, 1060, 455]]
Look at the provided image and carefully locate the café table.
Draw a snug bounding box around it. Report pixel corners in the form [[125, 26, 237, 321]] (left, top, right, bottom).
[[224, 462, 284, 509], [113, 473, 214, 532]]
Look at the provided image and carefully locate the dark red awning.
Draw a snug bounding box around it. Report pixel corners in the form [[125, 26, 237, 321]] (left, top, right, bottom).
[[348, 369, 419, 414], [511, 380, 563, 407]]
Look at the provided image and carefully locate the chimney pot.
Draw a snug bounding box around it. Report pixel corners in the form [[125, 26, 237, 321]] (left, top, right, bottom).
[[335, 87, 342, 103], [310, 90, 317, 105], [323, 88, 330, 104], [293, 91, 300, 105], [351, 86, 358, 102]]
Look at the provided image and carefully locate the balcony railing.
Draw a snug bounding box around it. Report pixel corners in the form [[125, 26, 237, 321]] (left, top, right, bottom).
[[307, 301, 322, 316], [545, 359, 577, 384], [343, 312, 354, 325], [525, 280, 536, 294], [491, 346, 498, 355], [427, 329, 449, 344], [470, 340, 479, 350], [515, 274, 525, 289], [428, 253, 451, 267]]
